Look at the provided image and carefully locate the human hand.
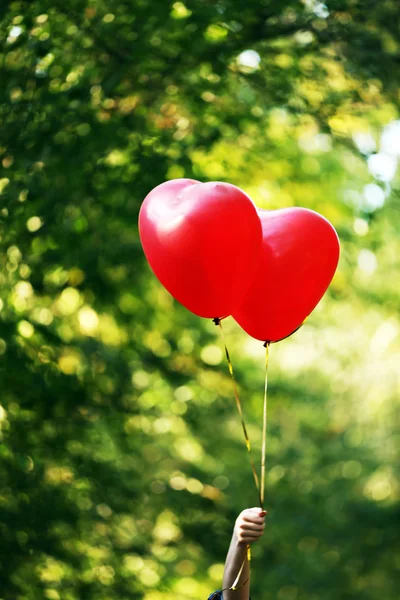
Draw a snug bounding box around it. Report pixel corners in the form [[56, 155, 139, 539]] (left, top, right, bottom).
[[234, 507, 267, 546]]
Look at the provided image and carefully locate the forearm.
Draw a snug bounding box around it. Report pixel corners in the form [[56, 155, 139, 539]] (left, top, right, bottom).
[[220, 507, 265, 599], [222, 533, 250, 600]]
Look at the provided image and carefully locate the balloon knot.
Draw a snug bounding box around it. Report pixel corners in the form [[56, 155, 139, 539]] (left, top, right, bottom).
[[213, 318, 221, 326]]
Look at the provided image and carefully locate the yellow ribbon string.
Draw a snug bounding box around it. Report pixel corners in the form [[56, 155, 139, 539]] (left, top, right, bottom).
[[217, 545, 251, 595], [214, 318, 261, 505], [213, 319, 271, 593], [230, 550, 250, 590]]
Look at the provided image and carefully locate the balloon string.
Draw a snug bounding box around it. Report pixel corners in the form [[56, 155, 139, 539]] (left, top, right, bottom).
[[213, 318, 261, 506], [260, 342, 270, 509], [212, 320, 270, 594], [214, 545, 251, 597]]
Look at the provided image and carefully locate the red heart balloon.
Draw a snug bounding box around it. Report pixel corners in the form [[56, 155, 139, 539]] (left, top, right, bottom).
[[232, 207, 340, 342], [139, 179, 262, 318]]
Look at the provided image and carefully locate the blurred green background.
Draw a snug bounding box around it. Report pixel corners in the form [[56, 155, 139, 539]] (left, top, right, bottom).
[[0, 1, 399, 599]]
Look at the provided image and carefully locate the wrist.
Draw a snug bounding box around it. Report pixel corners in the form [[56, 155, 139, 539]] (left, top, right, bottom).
[[233, 530, 247, 548]]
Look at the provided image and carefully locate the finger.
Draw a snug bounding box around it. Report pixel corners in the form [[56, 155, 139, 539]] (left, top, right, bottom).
[[242, 514, 266, 526], [237, 529, 264, 543], [240, 535, 262, 544], [239, 522, 265, 532], [238, 526, 265, 539], [248, 507, 268, 514], [242, 510, 266, 520]]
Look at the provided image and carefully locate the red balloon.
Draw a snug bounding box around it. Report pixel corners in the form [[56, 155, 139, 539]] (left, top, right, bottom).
[[139, 179, 262, 318], [232, 207, 340, 342]]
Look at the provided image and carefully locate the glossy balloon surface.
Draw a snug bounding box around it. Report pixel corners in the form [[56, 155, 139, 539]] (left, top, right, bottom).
[[139, 179, 262, 318], [233, 207, 340, 342]]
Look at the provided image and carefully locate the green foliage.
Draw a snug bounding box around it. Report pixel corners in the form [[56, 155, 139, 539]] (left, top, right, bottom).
[[0, 1, 399, 599]]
